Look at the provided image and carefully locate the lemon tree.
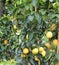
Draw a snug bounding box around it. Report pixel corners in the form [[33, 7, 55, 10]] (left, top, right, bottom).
[[0, 0, 59, 65], [13, 0, 58, 65]]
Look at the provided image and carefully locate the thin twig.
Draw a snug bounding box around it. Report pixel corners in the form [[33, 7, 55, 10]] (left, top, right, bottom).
[[35, 6, 37, 12], [38, 60, 40, 65]]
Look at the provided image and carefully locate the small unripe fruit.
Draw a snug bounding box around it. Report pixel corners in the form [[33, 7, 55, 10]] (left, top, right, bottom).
[[4, 40, 8, 45]]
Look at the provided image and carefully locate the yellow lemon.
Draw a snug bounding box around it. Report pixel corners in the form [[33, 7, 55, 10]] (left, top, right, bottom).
[[34, 56, 39, 61], [13, 25, 17, 30], [41, 50, 46, 57], [32, 48, 38, 55], [46, 31, 53, 38], [50, 23, 56, 31], [56, 62, 59, 65], [4, 40, 8, 45], [53, 39, 58, 46], [45, 42, 51, 49], [39, 47, 44, 52], [23, 48, 29, 54]]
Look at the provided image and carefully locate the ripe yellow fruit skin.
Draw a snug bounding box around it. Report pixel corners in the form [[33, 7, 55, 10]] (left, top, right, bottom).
[[41, 50, 46, 57], [56, 62, 59, 65], [32, 48, 38, 55], [34, 56, 39, 61], [4, 40, 8, 45], [46, 31, 53, 39], [39, 47, 44, 52], [53, 39, 58, 46], [45, 42, 51, 49], [23, 48, 29, 54]]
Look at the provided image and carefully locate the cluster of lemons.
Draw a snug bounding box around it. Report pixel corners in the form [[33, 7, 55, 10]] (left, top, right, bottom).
[[45, 24, 58, 65], [45, 31, 58, 49], [3, 23, 58, 64], [20, 24, 58, 63], [3, 25, 21, 45], [21, 47, 46, 61], [45, 23, 57, 49]]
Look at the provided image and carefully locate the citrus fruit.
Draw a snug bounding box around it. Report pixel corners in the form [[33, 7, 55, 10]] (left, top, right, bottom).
[[41, 50, 46, 57], [56, 62, 59, 65], [32, 48, 38, 55], [53, 39, 58, 46], [45, 42, 51, 49], [4, 40, 8, 45], [39, 47, 44, 52], [46, 31, 53, 38], [23, 48, 29, 54]]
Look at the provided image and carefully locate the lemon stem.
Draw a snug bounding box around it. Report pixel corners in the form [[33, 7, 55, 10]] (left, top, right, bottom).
[[38, 60, 40, 65]]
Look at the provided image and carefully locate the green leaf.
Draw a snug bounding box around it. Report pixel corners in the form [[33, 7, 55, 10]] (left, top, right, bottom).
[[30, 58, 35, 65], [42, 0, 46, 2], [39, 9, 46, 15], [32, 0, 38, 6], [56, 54, 59, 61], [27, 15, 34, 21], [35, 13, 41, 24], [29, 32, 33, 41]]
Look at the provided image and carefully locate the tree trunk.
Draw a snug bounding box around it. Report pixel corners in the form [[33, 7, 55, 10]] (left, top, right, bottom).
[[0, 0, 5, 17], [57, 21, 59, 54]]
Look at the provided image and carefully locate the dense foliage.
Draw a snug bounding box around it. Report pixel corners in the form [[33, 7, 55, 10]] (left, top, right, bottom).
[[0, 0, 59, 65]]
